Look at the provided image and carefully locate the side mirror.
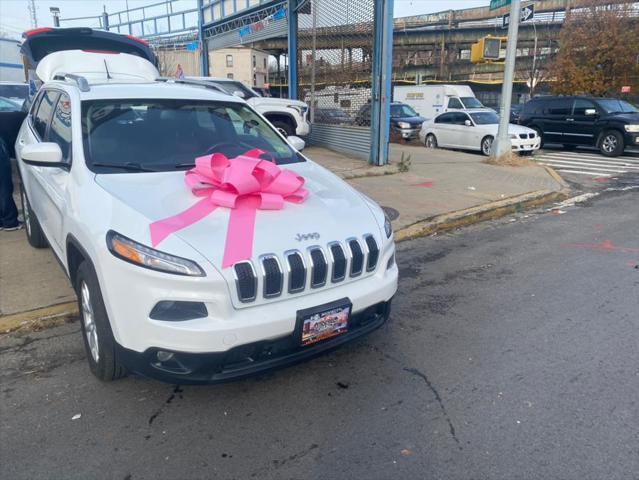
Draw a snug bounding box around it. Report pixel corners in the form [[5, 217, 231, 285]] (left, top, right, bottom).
[[464, 119, 472, 127], [232, 90, 246, 99], [584, 108, 597, 116], [287, 135, 305, 151], [20, 142, 64, 167]]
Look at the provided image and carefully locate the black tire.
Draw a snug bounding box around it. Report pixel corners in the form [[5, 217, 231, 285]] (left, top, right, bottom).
[[75, 261, 127, 382], [19, 182, 48, 248], [481, 136, 494, 156], [425, 133, 438, 149], [531, 126, 544, 148], [598, 130, 624, 157], [271, 120, 294, 137]]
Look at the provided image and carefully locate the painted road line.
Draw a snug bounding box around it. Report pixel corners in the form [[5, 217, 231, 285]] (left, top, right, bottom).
[[538, 155, 639, 167], [537, 162, 628, 173], [538, 160, 636, 172], [555, 170, 612, 177]]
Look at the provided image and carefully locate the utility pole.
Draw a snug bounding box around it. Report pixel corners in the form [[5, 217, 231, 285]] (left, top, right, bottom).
[[27, 0, 38, 28], [492, 0, 521, 158], [309, 1, 318, 124]]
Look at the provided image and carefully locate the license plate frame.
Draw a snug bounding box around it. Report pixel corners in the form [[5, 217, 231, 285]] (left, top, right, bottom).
[[295, 298, 352, 347]]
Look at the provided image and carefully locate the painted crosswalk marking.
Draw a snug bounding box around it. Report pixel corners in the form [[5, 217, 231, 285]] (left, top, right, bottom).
[[534, 150, 639, 178]]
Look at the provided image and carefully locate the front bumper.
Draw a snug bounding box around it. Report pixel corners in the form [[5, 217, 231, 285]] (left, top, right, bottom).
[[395, 126, 421, 139], [117, 299, 392, 384], [295, 120, 311, 136], [511, 137, 541, 152], [624, 131, 639, 146]]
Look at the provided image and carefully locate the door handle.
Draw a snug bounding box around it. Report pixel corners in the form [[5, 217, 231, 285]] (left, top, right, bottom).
[[566, 118, 575, 122]]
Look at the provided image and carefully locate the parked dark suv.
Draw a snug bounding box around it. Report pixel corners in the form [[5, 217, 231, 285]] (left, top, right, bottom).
[[354, 102, 426, 140], [518, 96, 639, 156]]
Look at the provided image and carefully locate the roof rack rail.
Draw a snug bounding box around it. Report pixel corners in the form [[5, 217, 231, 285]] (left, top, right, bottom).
[[156, 77, 226, 94], [52, 73, 90, 92]]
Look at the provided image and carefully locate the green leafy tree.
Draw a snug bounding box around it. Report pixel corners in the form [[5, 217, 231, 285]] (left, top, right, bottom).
[[553, 0, 639, 96]]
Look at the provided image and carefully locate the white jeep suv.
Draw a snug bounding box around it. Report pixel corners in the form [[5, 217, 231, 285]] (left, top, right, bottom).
[[16, 50, 397, 384], [186, 76, 310, 138]]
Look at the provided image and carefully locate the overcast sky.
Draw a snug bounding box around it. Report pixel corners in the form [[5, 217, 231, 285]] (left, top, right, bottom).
[[0, 0, 489, 39]]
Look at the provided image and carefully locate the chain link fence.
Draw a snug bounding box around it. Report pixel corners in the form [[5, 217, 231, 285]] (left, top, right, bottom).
[[297, 0, 374, 128]]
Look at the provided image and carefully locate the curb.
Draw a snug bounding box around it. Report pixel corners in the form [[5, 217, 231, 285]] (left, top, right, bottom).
[[542, 165, 571, 189], [394, 189, 570, 242], [340, 166, 400, 180], [0, 301, 78, 334]]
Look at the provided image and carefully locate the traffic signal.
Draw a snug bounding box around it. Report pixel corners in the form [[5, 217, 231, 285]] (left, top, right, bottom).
[[471, 36, 507, 63]]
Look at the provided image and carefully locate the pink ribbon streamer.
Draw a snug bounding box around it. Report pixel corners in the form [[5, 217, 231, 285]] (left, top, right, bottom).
[[150, 149, 308, 268]]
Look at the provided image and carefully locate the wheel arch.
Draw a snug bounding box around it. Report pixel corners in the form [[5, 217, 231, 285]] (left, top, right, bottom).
[[66, 234, 95, 289]]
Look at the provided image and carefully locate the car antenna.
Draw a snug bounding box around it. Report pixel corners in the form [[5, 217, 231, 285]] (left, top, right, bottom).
[[103, 59, 113, 80]]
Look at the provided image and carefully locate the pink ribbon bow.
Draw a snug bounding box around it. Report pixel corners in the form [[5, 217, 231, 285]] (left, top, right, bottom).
[[150, 149, 308, 268]]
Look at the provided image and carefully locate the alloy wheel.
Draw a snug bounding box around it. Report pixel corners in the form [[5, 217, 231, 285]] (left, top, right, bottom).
[[482, 137, 493, 156], [426, 135, 436, 148], [601, 134, 617, 153], [81, 281, 100, 363]]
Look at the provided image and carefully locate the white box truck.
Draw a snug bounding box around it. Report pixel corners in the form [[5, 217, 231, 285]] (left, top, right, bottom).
[[394, 84, 486, 120]]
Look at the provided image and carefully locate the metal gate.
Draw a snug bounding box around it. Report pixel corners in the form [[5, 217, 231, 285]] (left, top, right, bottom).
[[297, 0, 374, 159]]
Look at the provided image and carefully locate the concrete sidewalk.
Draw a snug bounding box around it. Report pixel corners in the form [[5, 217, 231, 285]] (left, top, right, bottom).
[[0, 146, 567, 327]]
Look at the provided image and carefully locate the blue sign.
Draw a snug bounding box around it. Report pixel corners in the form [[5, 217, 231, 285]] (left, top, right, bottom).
[[186, 41, 199, 51]]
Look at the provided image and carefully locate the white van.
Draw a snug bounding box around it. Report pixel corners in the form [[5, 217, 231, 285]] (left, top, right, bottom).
[[394, 84, 486, 120]]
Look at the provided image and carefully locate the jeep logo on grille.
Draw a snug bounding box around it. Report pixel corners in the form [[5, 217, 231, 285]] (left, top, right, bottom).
[[295, 232, 320, 242]]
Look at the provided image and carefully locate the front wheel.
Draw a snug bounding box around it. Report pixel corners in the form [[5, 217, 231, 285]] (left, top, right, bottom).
[[272, 121, 294, 137], [76, 262, 127, 382], [20, 183, 48, 248], [599, 130, 624, 157], [481, 136, 494, 156], [425, 134, 438, 149]]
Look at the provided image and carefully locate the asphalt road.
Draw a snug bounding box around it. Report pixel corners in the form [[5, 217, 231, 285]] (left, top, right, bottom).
[[1, 190, 638, 480]]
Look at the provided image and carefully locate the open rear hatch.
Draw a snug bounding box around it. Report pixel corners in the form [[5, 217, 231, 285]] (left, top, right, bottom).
[[20, 27, 157, 70]]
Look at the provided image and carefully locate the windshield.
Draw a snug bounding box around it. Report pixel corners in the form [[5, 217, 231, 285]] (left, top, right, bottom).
[[596, 99, 638, 114], [0, 84, 29, 100], [210, 80, 258, 99], [469, 111, 500, 125], [81, 99, 303, 173], [391, 104, 418, 117], [461, 97, 484, 109]]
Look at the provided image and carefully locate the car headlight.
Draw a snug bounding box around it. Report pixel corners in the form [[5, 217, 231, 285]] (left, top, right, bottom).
[[106, 231, 205, 277], [509, 133, 519, 139], [288, 104, 308, 116], [624, 124, 639, 133], [397, 122, 411, 129], [384, 212, 393, 238]]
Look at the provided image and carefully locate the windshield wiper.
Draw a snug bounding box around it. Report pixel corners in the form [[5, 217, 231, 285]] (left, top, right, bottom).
[[92, 162, 158, 172], [173, 163, 195, 169]]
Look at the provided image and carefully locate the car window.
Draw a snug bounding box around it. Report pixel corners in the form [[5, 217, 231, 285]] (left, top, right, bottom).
[[595, 99, 638, 114], [0, 84, 29, 101], [455, 113, 471, 125], [390, 104, 418, 117], [33, 90, 58, 139], [470, 111, 500, 125], [448, 97, 463, 109], [435, 113, 454, 124], [82, 99, 303, 173], [547, 98, 572, 116], [48, 92, 72, 162], [461, 97, 484, 109], [0, 98, 21, 111], [572, 99, 597, 116]]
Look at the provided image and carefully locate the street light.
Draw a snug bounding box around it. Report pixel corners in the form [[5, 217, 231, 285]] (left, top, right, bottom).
[[50, 6, 61, 27]]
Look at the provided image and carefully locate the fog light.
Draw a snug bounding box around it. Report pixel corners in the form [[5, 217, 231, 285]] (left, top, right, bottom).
[[157, 351, 174, 362]]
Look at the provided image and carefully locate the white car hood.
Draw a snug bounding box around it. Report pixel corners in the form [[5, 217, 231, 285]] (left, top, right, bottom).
[[95, 161, 381, 269], [249, 96, 306, 109]]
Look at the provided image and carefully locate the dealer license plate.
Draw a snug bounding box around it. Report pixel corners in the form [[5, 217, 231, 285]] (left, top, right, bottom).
[[299, 302, 351, 347]]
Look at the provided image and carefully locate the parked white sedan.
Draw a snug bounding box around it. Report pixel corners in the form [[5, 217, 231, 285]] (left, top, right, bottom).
[[419, 109, 541, 156]]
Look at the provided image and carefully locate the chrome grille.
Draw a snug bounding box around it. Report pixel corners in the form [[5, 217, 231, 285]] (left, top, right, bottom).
[[329, 243, 347, 282], [233, 235, 381, 303], [261, 255, 283, 298], [234, 262, 257, 303], [286, 251, 306, 293], [365, 234, 379, 272], [348, 238, 364, 277], [309, 247, 328, 288]]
